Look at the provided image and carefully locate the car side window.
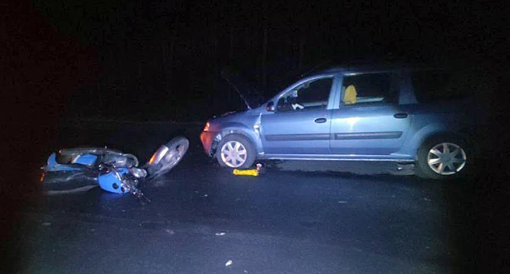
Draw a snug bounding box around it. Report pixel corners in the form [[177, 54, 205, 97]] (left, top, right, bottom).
[[410, 70, 475, 103], [277, 77, 333, 112], [341, 73, 399, 106]]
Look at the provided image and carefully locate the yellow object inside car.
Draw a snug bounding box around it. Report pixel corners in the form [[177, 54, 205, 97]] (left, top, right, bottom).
[[343, 85, 357, 105]]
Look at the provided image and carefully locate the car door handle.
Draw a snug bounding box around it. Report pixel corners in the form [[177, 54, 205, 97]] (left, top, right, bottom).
[[314, 118, 327, 123], [394, 113, 408, 119]]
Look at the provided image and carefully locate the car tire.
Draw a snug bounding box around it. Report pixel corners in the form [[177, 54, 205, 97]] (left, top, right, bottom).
[[415, 136, 468, 180], [216, 135, 256, 169]]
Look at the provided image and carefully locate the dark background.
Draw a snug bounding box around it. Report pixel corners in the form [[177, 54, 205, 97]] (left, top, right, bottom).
[[1, 0, 509, 273], [4, 0, 508, 121]]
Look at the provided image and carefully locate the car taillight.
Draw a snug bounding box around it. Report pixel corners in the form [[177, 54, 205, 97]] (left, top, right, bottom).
[[203, 122, 210, 132]]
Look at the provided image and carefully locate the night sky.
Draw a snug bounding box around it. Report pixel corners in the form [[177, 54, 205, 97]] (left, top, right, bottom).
[[4, 0, 507, 122]]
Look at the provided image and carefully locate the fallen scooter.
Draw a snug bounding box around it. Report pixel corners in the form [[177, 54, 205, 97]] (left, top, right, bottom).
[[42, 137, 189, 202]]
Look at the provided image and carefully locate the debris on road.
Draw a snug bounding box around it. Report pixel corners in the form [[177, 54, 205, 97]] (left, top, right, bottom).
[[233, 163, 262, 176], [42, 222, 51, 226], [215, 232, 226, 236], [194, 190, 208, 197], [337, 201, 348, 204], [225, 260, 233, 267], [233, 168, 258, 176]]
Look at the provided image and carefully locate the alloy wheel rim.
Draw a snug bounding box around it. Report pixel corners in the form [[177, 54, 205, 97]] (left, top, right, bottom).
[[163, 149, 181, 166], [159, 144, 186, 171], [427, 142, 467, 175], [220, 141, 247, 168]]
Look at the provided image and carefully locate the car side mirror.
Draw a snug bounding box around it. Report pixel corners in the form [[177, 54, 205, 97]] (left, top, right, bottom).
[[266, 101, 275, 112]]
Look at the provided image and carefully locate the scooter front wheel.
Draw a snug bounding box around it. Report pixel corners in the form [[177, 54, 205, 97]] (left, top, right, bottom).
[[146, 137, 189, 180]]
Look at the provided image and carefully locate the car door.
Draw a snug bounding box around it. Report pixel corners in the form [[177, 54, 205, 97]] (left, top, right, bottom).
[[330, 72, 412, 155], [260, 75, 338, 155]]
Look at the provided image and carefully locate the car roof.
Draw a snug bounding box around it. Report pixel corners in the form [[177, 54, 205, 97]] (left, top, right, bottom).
[[306, 63, 448, 77]]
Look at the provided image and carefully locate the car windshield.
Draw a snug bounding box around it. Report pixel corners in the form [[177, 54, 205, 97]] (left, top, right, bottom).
[[221, 74, 267, 109]]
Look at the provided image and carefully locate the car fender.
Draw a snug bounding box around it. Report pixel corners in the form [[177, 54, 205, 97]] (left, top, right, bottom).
[[401, 122, 456, 159], [216, 122, 263, 155]]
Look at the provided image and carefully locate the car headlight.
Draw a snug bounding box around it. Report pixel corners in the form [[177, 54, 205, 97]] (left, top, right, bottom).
[[203, 122, 210, 132]]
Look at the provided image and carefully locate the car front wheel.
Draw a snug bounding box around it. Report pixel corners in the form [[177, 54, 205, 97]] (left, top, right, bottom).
[[416, 138, 468, 179], [216, 135, 256, 169]]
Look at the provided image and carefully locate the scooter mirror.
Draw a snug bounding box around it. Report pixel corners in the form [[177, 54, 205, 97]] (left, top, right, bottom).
[[130, 167, 147, 178]]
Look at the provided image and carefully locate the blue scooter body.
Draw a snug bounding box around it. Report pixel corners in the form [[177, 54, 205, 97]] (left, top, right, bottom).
[[45, 153, 97, 172], [98, 168, 131, 194], [43, 137, 189, 197]]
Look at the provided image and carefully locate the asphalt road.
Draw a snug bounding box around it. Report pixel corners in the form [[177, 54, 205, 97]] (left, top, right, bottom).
[[16, 122, 481, 274]]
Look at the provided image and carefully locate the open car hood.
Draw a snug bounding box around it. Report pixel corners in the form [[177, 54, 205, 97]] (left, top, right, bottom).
[[221, 70, 266, 109]]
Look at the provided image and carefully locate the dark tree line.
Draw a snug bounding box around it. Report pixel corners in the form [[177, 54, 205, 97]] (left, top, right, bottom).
[[30, 0, 505, 121]]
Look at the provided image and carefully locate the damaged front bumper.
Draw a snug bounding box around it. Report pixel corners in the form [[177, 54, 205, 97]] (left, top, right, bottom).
[[200, 131, 218, 157]]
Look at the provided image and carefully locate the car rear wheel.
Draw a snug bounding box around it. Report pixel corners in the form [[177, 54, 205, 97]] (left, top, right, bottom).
[[416, 138, 468, 179], [216, 135, 256, 169]]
